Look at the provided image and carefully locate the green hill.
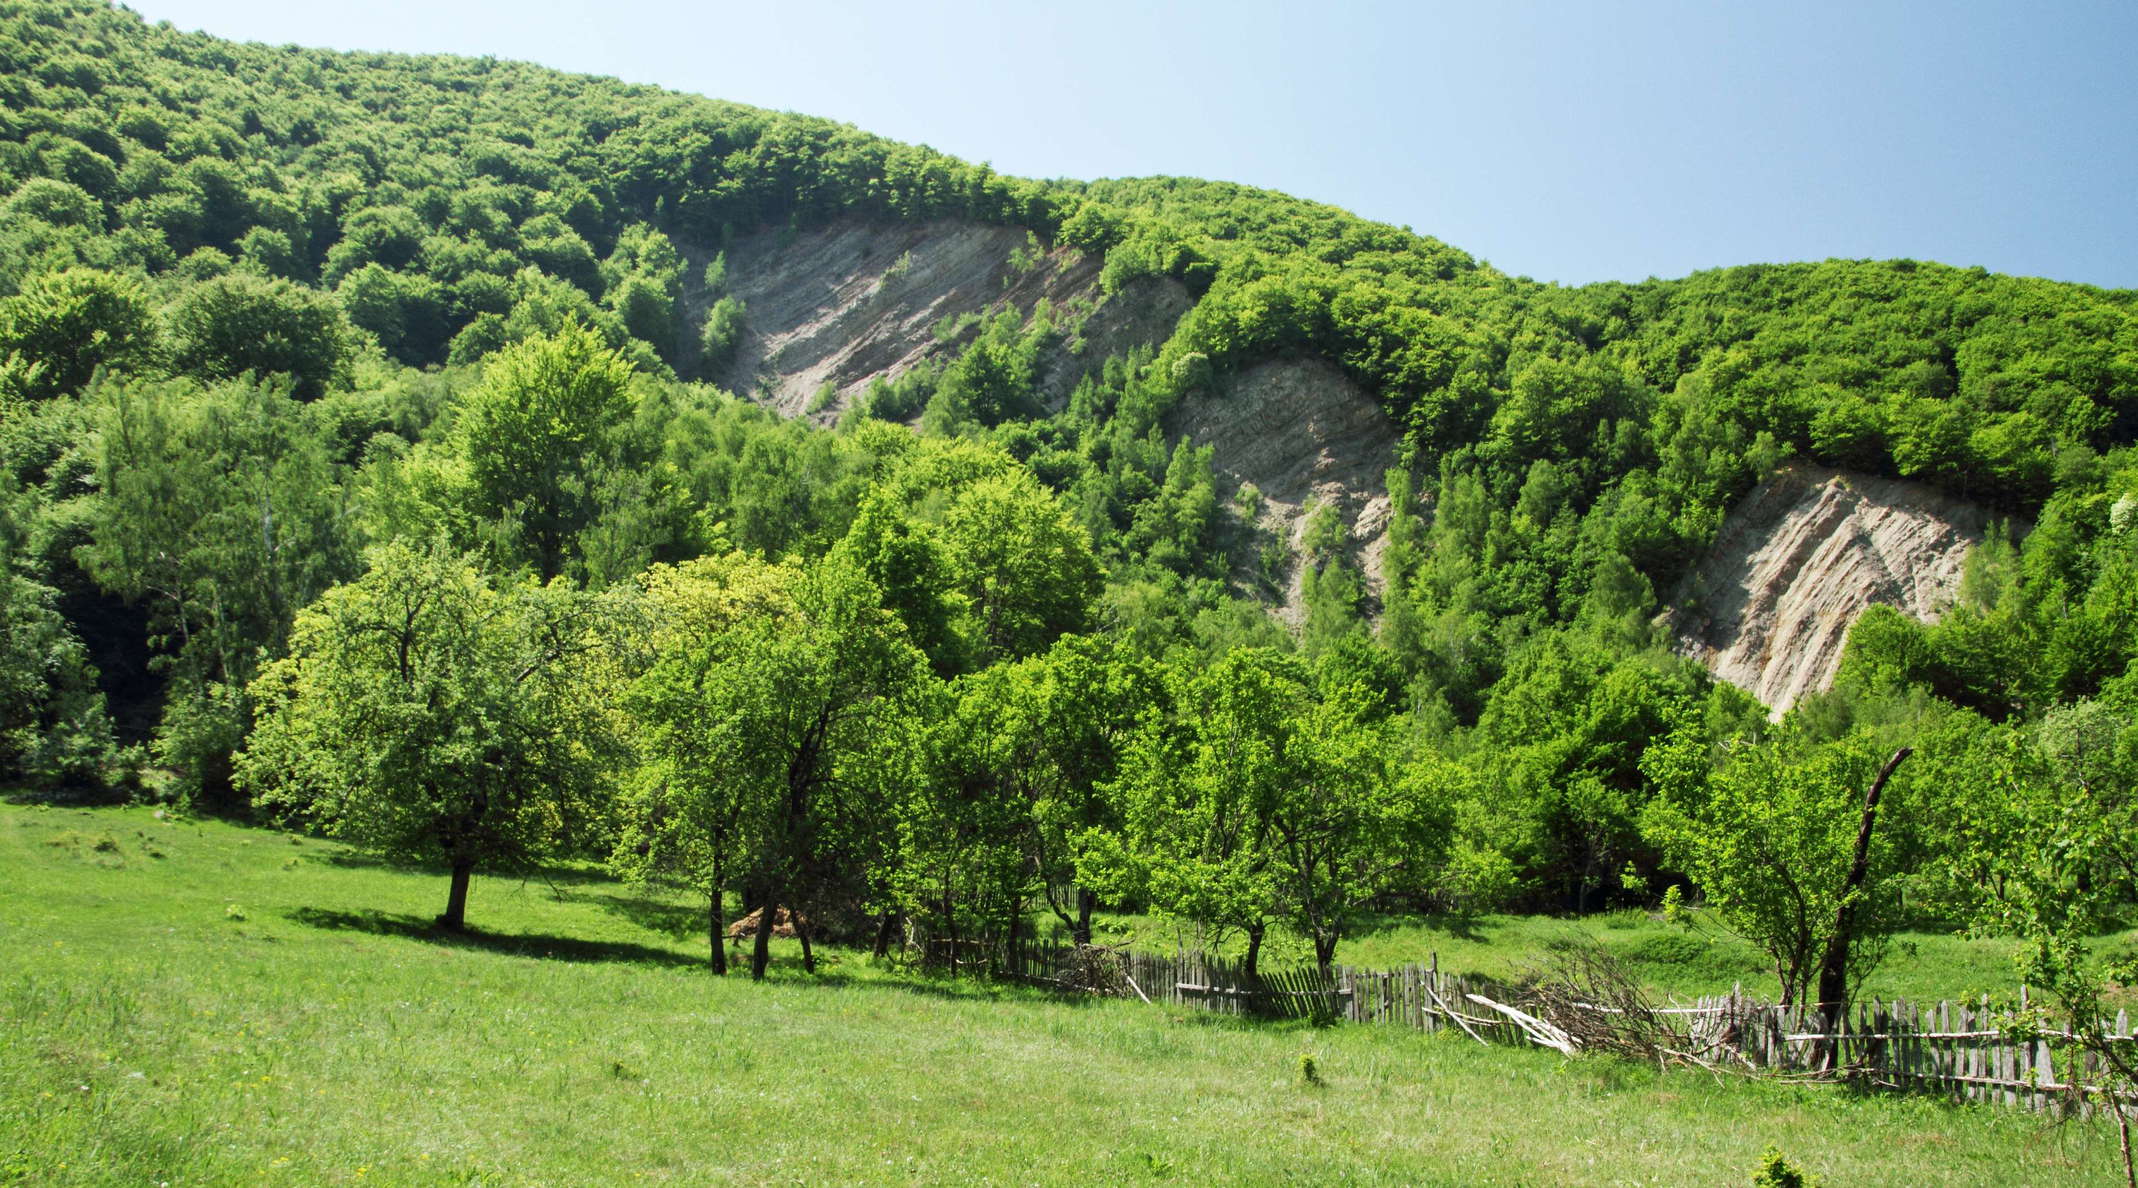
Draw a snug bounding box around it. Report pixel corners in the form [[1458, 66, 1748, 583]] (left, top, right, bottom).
[[2, 0, 2135, 974]]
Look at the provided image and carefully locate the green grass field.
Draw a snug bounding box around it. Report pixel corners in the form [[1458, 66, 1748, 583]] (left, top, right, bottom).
[[2, 802, 2125, 1186]]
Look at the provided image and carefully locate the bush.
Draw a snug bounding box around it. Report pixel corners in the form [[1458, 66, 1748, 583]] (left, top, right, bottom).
[[1750, 1147, 1817, 1188], [697, 295, 746, 373]]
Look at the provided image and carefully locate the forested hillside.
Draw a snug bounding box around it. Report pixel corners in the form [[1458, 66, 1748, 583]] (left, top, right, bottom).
[[4, 0, 2136, 1013]]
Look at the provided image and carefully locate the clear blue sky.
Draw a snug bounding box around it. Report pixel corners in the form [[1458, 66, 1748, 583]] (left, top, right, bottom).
[[123, 0, 2138, 290]]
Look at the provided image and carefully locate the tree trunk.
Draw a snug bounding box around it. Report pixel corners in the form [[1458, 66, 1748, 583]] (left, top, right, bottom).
[[872, 911, 896, 959], [439, 858, 474, 931], [943, 890, 958, 973], [1314, 931, 1339, 970], [1814, 747, 1912, 1062], [2117, 1102, 2134, 1188], [707, 887, 727, 975], [797, 909, 816, 974], [750, 889, 777, 981], [1002, 897, 1022, 976], [1074, 887, 1094, 946], [1243, 922, 1266, 979]]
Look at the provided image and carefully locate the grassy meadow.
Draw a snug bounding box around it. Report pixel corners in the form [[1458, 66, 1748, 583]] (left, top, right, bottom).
[[1, 801, 2126, 1186]]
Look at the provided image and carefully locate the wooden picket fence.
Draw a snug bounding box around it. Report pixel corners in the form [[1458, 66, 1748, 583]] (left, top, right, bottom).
[[1001, 937, 2136, 1114], [1719, 993, 2137, 1113]]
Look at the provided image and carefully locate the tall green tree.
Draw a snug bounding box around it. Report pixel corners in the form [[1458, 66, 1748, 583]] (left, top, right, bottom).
[[454, 319, 636, 580], [79, 377, 353, 808], [896, 677, 1031, 966], [1099, 648, 1432, 973], [619, 553, 927, 979], [1921, 696, 2138, 1185], [909, 633, 1164, 951], [0, 478, 125, 791], [612, 553, 806, 972], [1642, 728, 1919, 1008], [163, 272, 356, 401], [0, 268, 156, 400], [239, 540, 625, 929], [1006, 634, 1164, 944], [835, 443, 1101, 675], [1271, 689, 1444, 967], [939, 471, 1102, 664]]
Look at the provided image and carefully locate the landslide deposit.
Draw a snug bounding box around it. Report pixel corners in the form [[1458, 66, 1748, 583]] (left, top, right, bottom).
[[700, 217, 1189, 420], [1667, 466, 1993, 716], [1170, 358, 1402, 620]]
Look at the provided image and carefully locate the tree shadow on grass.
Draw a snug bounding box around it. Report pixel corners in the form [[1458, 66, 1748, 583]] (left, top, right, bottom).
[[286, 907, 702, 969], [314, 850, 396, 870], [571, 894, 1053, 1007], [770, 956, 1136, 1009], [312, 852, 618, 890], [581, 891, 705, 943], [1, 785, 131, 808], [1345, 910, 1490, 945]]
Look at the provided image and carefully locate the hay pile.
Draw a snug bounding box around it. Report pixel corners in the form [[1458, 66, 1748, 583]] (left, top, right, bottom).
[[724, 906, 808, 940]]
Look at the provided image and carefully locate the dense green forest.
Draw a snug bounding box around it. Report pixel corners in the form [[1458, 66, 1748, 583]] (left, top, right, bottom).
[[3, 0, 2136, 1023]]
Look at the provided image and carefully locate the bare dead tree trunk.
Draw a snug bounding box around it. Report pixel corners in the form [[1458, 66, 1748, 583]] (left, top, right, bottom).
[[1814, 746, 1911, 1066]]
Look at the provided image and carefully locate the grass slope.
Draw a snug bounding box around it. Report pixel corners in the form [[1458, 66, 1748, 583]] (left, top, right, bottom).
[[0, 802, 2120, 1186]]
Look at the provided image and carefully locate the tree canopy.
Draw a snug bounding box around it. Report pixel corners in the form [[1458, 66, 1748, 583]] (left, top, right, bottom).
[[1, 0, 2134, 997]]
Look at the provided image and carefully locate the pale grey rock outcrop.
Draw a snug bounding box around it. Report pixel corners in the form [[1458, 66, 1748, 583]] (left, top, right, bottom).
[[697, 217, 1188, 421], [1170, 358, 1401, 622], [1667, 466, 1993, 717]]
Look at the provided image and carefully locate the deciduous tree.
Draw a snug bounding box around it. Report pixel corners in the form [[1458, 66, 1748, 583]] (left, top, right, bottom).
[[617, 553, 927, 978], [239, 540, 625, 929], [1642, 729, 1917, 1009], [164, 272, 356, 400], [455, 319, 636, 580]]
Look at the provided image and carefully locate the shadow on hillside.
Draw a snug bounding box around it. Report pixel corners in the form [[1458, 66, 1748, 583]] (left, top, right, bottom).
[[766, 964, 1113, 1008], [286, 907, 702, 968], [1346, 911, 1489, 944], [313, 851, 626, 889], [583, 891, 706, 942]]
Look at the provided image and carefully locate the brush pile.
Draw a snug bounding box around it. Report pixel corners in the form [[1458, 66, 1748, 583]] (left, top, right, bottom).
[[1511, 939, 1755, 1073], [1052, 942, 1132, 996]]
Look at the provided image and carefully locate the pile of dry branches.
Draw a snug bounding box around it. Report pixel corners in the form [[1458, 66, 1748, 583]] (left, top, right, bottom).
[[1511, 939, 1757, 1074], [1051, 942, 1132, 996]]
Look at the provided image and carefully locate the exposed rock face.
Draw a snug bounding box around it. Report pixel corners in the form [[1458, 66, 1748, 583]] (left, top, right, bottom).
[[1169, 357, 1402, 621], [1038, 274, 1192, 407], [698, 217, 1188, 420], [686, 221, 1407, 627], [1667, 466, 1993, 717]]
